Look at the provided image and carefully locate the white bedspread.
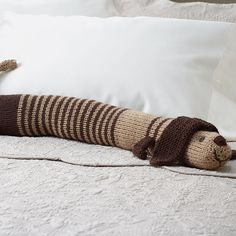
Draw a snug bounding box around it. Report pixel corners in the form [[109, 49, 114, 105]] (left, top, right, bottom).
[[0, 136, 235, 178], [0, 136, 236, 235]]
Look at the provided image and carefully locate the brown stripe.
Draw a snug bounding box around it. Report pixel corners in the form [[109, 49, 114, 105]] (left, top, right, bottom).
[[100, 106, 117, 145], [69, 99, 83, 140], [79, 100, 96, 142], [17, 95, 27, 136], [71, 99, 87, 141], [38, 96, 49, 136], [146, 117, 159, 137], [30, 96, 41, 136], [58, 97, 74, 138], [81, 100, 99, 143], [23, 95, 34, 136], [110, 108, 127, 146], [153, 118, 171, 140], [20, 94, 30, 136], [27, 95, 38, 136], [53, 96, 68, 137], [63, 97, 77, 139], [0, 95, 21, 136], [40, 95, 53, 136], [149, 118, 163, 138], [103, 107, 120, 145], [92, 103, 109, 144], [105, 108, 125, 146], [44, 96, 57, 135], [34, 96, 44, 136], [51, 96, 64, 137], [48, 96, 60, 136], [75, 99, 91, 141], [88, 103, 106, 144], [85, 101, 102, 144], [28, 96, 37, 136], [96, 105, 115, 145]]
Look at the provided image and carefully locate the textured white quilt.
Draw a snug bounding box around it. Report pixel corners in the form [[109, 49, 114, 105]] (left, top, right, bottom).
[[0, 136, 236, 235]]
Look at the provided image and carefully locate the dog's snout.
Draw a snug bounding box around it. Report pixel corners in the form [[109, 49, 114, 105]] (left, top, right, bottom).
[[214, 136, 227, 146]]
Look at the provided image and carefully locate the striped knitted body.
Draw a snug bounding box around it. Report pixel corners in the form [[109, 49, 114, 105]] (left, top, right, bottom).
[[0, 94, 232, 170], [0, 94, 162, 148]]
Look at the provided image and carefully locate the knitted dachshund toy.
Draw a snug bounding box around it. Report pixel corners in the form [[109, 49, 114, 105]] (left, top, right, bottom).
[[0, 60, 235, 170]]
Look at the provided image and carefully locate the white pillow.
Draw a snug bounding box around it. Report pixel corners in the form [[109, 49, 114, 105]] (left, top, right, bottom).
[[0, 13, 233, 119], [0, 0, 117, 17], [208, 26, 236, 141], [114, 0, 236, 23]]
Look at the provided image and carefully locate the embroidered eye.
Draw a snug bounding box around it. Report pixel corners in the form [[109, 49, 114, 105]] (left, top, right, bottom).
[[199, 136, 205, 142]]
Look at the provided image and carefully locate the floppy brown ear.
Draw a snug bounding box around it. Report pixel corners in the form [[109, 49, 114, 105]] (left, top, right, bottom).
[[0, 60, 17, 72]]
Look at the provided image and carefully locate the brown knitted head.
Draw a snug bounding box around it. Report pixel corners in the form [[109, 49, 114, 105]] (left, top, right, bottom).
[[184, 131, 232, 170], [133, 116, 232, 170]]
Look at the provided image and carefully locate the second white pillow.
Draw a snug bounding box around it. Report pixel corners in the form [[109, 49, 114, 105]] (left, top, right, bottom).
[[208, 25, 236, 141], [0, 0, 117, 17]]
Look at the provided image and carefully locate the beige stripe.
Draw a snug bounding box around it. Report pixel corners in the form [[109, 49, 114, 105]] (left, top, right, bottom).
[[94, 105, 112, 145], [149, 117, 166, 138], [155, 119, 173, 140], [57, 97, 71, 138], [17, 94, 27, 136], [106, 108, 123, 145], [69, 99, 84, 140], [63, 97, 77, 139], [81, 100, 98, 143], [88, 103, 105, 144], [23, 95, 34, 136], [100, 107, 117, 145], [44, 96, 57, 135], [31, 96, 41, 136], [37, 96, 49, 135], [51, 96, 64, 136], [114, 110, 154, 149], [75, 99, 91, 141], [148, 117, 162, 138]]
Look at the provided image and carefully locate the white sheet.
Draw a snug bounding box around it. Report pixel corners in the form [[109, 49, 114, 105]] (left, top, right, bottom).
[[0, 136, 235, 235], [0, 136, 235, 178], [0, 0, 117, 17]]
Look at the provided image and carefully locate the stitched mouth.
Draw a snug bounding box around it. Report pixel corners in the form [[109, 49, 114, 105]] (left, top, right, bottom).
[[213, 149, 229, 163]]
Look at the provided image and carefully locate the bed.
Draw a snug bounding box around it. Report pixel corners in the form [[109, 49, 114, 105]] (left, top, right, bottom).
[[0, 137, 235, 235]]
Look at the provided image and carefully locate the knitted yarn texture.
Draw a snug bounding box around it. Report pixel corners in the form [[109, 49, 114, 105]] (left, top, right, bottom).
[[0, 94, 232, 170], [0, 60, 17, 72]]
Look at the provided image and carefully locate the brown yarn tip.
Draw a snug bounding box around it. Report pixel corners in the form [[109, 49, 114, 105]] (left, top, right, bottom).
[[0, 60, 17, 72], [231, 150, 236, 160]]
